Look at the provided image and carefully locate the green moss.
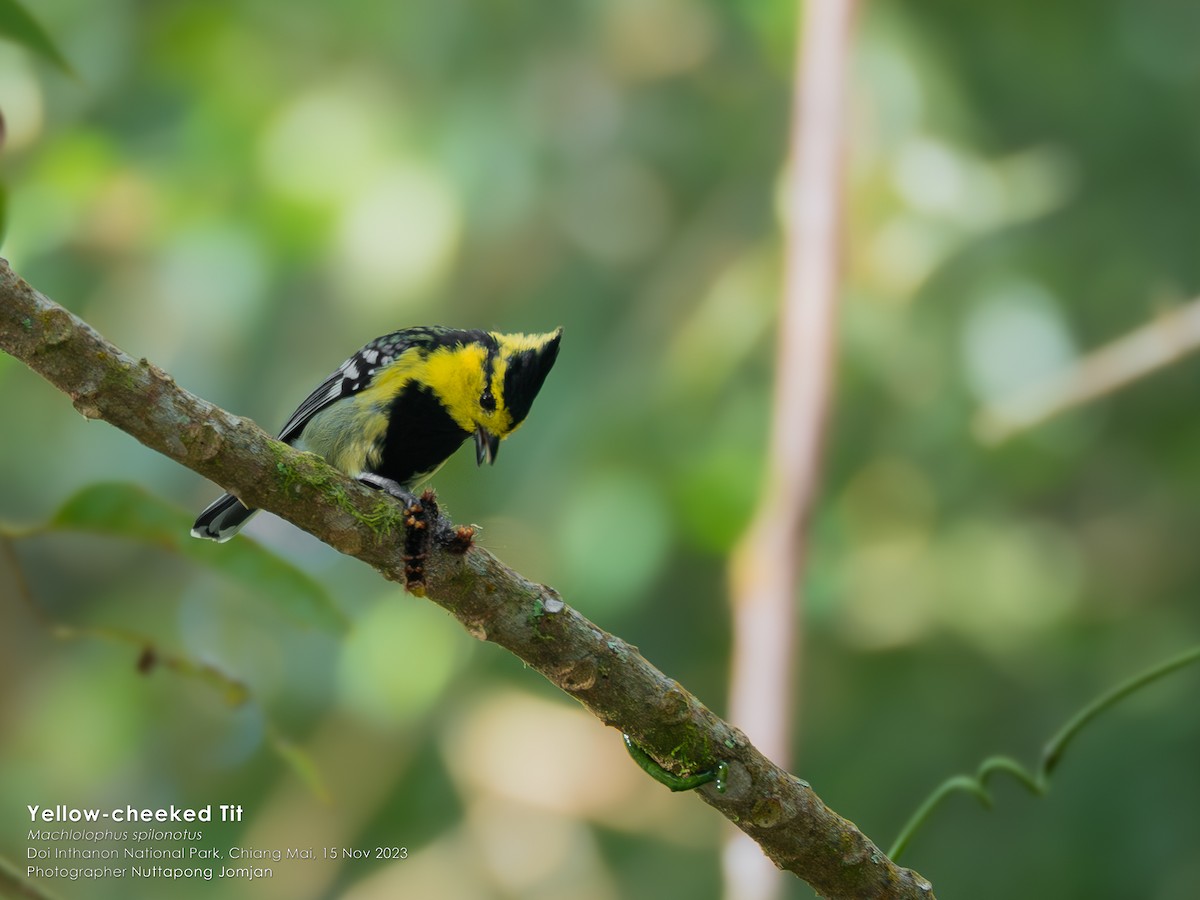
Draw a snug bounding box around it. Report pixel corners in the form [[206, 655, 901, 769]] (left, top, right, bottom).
[[268, 444, 407, 542], [351, 495, 407, 538], [269, 442, 306, 490], [37, 307, 74, 346], [527, 597, 557, 641], [665, 725, 714, 776], [99, 360, 139, 394]]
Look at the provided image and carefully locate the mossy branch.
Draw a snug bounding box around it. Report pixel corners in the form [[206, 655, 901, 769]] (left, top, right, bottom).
[[0, 258, 935, 900]]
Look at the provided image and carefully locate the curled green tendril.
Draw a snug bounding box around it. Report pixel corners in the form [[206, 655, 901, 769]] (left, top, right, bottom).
[[889, 643, 1200, 863], [622, 733, 728, 793]]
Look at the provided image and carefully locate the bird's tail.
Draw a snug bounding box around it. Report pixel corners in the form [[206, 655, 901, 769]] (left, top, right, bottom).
[[191, 493, 258, 542]]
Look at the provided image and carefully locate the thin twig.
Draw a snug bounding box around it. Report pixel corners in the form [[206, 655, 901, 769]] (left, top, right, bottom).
[[975, 298, 1200, 444]]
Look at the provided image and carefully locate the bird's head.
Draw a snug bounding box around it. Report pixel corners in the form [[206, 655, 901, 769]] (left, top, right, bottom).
[[473, 328, 562, 464], [423, 328, 562, 466]]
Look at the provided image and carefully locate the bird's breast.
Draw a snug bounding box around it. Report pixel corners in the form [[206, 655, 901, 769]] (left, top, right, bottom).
[[375, 382, 472, 487]]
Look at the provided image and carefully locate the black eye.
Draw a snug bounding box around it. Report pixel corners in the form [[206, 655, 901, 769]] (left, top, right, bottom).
[[480, 388, 496, 412]]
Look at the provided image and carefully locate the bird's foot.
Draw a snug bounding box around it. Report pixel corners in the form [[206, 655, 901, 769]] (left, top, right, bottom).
[[358, 473, 415, 503]]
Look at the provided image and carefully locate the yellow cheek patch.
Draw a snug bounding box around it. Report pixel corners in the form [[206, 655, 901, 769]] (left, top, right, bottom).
[[417, 344, 490, 432]]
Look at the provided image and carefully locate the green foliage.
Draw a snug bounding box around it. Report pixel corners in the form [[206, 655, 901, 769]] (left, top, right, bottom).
[[48, 482, 346, 633], [0, 0, 73, 74], [266, 726, 331, 804]]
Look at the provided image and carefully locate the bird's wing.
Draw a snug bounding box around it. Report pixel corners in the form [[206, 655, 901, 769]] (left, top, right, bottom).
[[276, 369, 349, 443], [277, 330, 424, 443]]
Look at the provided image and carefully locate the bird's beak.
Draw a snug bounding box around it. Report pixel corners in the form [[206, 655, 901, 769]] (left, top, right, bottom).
[[475, 425, 500, 466]]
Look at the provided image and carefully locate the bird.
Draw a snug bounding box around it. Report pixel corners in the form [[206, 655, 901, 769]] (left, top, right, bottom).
[[191, 325, 562, 542]]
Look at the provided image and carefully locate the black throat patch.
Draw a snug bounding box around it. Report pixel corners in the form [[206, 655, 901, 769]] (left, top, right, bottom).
[[377, 383, 473, 486]]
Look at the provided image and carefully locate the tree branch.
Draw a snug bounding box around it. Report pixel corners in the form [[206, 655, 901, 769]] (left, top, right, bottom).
[[974, 296, 1200, 445], [0, 258, 935, 900]]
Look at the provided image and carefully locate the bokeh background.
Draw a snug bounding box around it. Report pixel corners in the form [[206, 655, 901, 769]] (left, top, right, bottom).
[[2, 1, 1200, 898]]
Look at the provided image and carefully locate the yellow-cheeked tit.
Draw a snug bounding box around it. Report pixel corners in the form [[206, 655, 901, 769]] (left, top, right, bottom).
[[192, 325, 562, 542]]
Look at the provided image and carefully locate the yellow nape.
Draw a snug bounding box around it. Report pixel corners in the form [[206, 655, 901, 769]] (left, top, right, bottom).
[[356, 350, 425, 408]]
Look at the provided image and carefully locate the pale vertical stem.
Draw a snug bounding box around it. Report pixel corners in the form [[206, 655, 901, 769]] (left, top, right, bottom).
[[722, 1, 856, 898]]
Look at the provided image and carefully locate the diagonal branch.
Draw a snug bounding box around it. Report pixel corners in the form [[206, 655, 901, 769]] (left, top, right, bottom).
[[0, 258, 935, 900], [974, 297, 1200, 444]]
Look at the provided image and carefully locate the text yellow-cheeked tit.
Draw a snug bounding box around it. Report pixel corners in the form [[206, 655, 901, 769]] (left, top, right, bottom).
[[191, 326, 562, 542]]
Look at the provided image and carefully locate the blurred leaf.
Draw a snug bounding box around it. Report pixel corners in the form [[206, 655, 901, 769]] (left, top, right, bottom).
[[51, 622, 251, 706], [0, 853, 64, 900], [0, 0, 74, 75], [0, 183, 7, 246], [49, 483, 347, 634], [268, 727, 331, 803]]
